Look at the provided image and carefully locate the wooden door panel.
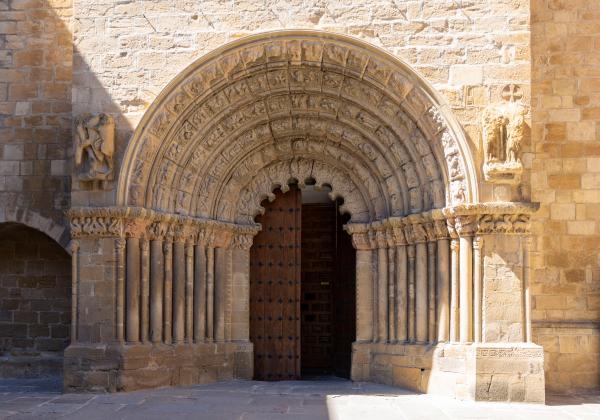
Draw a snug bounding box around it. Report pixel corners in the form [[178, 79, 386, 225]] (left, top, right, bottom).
[[250, 187, 301, 380]]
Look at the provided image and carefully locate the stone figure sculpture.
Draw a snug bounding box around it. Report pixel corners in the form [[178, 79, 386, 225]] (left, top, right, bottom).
[[481, 101, 527, 184], [74, 113, 115, 181]]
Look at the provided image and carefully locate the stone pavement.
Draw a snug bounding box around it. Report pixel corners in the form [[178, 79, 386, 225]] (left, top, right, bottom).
[[0, 376, 599, 420]]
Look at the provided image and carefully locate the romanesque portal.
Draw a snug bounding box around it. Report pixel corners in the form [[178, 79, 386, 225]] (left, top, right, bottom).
[[65, 31, 544, 402]]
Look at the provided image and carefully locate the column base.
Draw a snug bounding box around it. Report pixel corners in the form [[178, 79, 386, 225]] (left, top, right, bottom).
[[63, 341, 253, 392], [351, 341, 545, 403]]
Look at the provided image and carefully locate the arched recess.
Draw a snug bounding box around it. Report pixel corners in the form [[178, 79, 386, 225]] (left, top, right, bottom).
[[116, 30, 479, 219], [0, 208, 70, 253]]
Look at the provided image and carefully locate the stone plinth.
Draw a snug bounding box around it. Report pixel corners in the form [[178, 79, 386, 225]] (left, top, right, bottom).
[[353, 342, 544, 403], [64, 342, 253, 392]]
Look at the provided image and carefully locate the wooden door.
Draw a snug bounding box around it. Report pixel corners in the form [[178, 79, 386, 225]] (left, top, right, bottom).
[[249, 187, 301, 380], [301, 203, 335, 375]]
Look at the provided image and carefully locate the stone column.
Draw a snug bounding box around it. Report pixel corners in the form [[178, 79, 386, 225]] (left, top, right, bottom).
[[473, 236, 483, 343], [149, 226, 164, 343], [412, 218, 428, 344], [231, 233, 254, 341], [456, 215, 476, 343], [214, 247, 229, 342], [206, 245, 215, 341], [163, 239, 173, 344], [194, 233, 207, 342], [425, 219, 437, 344], [375, 226, 389, 343], [172, 238, 185, 344], [433, 215, 450, 342], [523, 236, 533, 343], [126, 237, 140, 343], [185, 239, 194, 342], [386, 231, 396, 342], [391, 221, 407, 342], [449, 236, 459, 342], [140, 238, 150, 343], [347, 225, 374, 343], [70, 240, 79, 343], [116, 238, 126, 343], [405, 222, 416, 342]]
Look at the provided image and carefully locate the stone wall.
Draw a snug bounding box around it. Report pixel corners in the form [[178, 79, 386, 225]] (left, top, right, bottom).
[[0, 223, 71, 377], [530, 0, 600, 392], [0, 0, 73, 247]]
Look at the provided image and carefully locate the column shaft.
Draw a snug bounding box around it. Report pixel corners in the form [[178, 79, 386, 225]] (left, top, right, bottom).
[[185, 243, 194, 342], [214, 247, 227, 341], [407, 245, 416, 342], [387, 247, 396, 342], [427, 241, 437, 343], [450, 239, 459, 342], [377, 246, 388, 342], [172, 242, 185, 343], [140, 239, 149, 343], [395, 245, 408, 342], [126, 237, 140, 343], [206, 246, 215, 340], [436, 238, 450, 342], [163, 242, 173, 344], [459, 235, 473, 343], [473, 236, 482, 343], [415, 242, 428, 343], [150, 240, 163, 343], [70, 241, 79, 343], [355, 249, 373, 342], [523, 237, 533, 343], [116, 239, 125, 343], [194, 244, 207, 341]]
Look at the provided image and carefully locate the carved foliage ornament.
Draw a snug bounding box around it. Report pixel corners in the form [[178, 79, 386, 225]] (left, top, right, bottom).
[[74, 113, 116, 182]]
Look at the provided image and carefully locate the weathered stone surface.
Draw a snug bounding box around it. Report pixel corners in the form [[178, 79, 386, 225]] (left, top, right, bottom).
[[1, 0, 599, 403]]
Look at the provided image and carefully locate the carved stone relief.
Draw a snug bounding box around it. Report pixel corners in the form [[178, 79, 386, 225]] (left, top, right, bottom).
[[74, 113, 115, 183], [116, 32, 476, 215], [481, 85, 528, 185]]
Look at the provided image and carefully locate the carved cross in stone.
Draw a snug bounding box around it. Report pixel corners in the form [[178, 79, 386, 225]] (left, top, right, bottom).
[[501, 84, 523, 103]]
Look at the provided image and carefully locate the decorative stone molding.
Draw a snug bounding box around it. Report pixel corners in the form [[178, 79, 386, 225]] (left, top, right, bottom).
[[117, 30, 478, 220], [481, 87, 528, 185], [74, 113, 115, 182], [443, 202, 538, 235], [343, 202, 538, 246], [67, 207, 260, 244]]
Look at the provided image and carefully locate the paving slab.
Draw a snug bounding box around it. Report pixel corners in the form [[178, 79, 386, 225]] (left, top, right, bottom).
[[0, 377, 599, 419]]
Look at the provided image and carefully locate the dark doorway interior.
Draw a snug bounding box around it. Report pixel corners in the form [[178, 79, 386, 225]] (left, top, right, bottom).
[[249, 185, 356, 381], [300, 189, 356, 379]]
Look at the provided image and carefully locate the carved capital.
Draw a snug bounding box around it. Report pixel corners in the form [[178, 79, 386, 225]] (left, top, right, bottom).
[[70, 216, 122, 238], [123, 218, 150, 239], [231, 233, 254, 250], [454, 215, 477, 237], [478, 213, 531, 235]]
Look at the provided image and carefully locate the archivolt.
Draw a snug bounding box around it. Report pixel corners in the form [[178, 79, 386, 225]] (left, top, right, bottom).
[[117, 30, 478, 223]]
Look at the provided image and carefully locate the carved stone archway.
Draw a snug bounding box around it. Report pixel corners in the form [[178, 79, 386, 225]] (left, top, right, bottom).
[[66, 31, 544, 402]]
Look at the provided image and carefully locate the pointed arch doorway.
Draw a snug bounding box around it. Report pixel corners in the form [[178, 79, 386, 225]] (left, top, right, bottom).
[[249, 184, 356, 380]]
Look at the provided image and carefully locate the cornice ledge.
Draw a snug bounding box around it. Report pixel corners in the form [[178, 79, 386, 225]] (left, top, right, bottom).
[[67, 206, 260, 239], [442, 202, 539, 217]]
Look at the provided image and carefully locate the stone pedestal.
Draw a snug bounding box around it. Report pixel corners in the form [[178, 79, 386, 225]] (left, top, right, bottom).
[[352, 342, 544, 403], [64, 342, 253, 392]]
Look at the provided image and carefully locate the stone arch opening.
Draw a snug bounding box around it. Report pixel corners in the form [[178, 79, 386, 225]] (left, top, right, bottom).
[[0, 223, 71, 378]]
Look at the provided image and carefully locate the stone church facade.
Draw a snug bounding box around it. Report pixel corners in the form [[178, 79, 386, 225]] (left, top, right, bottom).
[[0, 0, 598, 403]]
